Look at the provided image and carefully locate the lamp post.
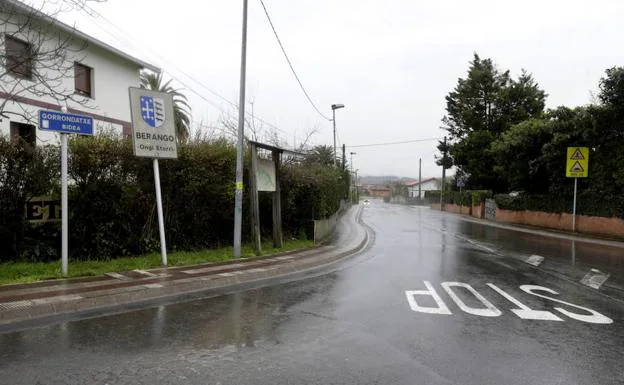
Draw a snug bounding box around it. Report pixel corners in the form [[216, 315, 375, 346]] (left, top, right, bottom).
[[331, 103, 345, 166], [350, 151, 356, 201]]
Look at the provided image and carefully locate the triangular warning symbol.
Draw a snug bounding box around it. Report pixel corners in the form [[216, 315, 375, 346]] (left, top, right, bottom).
[[570, 161, 584, 173], [570, 149, 585, 160]]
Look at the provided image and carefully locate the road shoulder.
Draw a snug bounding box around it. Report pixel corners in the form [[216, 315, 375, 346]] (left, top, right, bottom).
[[0, 205, 370, 332]]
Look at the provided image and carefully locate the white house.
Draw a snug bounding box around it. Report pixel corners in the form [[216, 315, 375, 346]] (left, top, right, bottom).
[[406, 178, 439, 199], [0, 0, 159, 146]]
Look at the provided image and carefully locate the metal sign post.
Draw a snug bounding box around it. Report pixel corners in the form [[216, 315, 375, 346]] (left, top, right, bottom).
[[565, 147, 589, 232], [152, 159, 167, 266], [129, 88, 177, 266], [61, 133, 68, 275], [572, 177, 578, 232], [39, 109, 94, 276]]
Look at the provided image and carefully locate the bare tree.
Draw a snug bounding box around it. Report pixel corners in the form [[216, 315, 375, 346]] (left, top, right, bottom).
[[218, 98, 270, 143], [0, 0, 104, 122], [217, 97, 321, 160]]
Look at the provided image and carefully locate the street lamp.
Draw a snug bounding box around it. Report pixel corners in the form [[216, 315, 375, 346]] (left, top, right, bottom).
[[331, 103, 345, 166], [350, 151, 357, 202]]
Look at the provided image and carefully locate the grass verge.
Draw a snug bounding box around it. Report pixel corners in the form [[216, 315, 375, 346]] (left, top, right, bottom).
[[0, 239, 314, 286]]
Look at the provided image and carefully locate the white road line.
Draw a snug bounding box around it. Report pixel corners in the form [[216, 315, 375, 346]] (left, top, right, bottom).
[[405, 281, 452, 315], [454, 234, 502, 255], [487, 283, 562, 321], [133, 269, 158, 277], [31, 294, 83, 305], [143, 284, 163, 289], [520, 285, 613, 324], [441, 282, 502, 317], [182, 263, 247, 275], [106, 272, 132, 281], [580, 269, 610, 289], [525, 255, 545, 266]]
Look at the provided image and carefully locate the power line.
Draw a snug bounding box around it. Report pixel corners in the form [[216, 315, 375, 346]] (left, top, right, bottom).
[[349, 137, 441, 148], [67, 0, 310, 141], [258, 0, 332, 121]]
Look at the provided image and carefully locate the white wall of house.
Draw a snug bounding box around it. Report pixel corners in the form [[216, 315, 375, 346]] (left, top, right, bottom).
[[0, 4, 150, 146], [408, 179, 439, 198]]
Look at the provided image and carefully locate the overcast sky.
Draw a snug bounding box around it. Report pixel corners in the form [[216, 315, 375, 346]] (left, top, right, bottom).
[[43, 0, 624, 179]]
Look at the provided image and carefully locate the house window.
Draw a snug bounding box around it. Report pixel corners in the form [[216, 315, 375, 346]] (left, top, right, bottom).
[[10, 121, 36, 147], [5, 35, 33, 78], [74, 62, 92, 97]]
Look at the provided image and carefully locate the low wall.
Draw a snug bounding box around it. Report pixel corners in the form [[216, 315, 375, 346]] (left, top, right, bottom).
[[438, 203, 471, 215], [471, 204, 484, 219], [432, 200, 624, 237], [313, 200, 349, 244], [496, 209, 624, 238], [314, 214, 338, 243]]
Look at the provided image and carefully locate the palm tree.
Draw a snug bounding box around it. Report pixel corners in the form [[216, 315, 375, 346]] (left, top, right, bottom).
[[140, 72, 191, 143], [307, 145, 335, 167]]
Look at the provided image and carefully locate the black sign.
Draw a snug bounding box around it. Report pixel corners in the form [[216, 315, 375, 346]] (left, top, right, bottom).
[[25, 197, 61, 222]]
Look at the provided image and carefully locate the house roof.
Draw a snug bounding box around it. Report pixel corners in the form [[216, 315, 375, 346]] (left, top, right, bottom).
[[6, 0, 160, 73], [405, 178, 437, 187]]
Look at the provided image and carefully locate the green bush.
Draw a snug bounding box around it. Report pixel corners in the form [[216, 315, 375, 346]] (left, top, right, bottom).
[[1, 136, 348, 262], [470, 190, 493, 206], [425, 189, 492, 207], [0, 137, 59, 262], [279, 162, 347, 237], [494, 192, 624, 218], [424, 190, 441, 203]]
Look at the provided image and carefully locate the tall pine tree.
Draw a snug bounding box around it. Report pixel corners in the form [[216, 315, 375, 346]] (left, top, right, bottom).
[[440, 54, 546, 192]]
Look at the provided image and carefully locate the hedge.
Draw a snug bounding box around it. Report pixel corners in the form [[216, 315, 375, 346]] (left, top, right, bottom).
[[424, 190, 492, 206], [494, 192, 624, 219], [0, 136, 348, 262]]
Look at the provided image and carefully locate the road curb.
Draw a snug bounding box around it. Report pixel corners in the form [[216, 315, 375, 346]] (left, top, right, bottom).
[[0, 206, 369, 332], [436, 208, 624, 248]]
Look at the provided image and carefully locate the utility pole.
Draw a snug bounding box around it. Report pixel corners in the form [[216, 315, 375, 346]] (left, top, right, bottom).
[[233, 0, 249, 258], [342, 144, 346, 170], [418, 157, 422, 201], [350, 151, 356, 202], [440, 136, 447, 210], [332, 110, 337, 166]]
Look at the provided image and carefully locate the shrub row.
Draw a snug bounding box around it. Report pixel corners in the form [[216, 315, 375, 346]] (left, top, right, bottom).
[[424, 190, 492, 206], [494, 192, 624, 218], [0, 136, 348, 262]]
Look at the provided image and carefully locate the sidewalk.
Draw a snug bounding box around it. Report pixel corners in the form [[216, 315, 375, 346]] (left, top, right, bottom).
[[437, 207, 624, 248], [0, 205, 369, 330]]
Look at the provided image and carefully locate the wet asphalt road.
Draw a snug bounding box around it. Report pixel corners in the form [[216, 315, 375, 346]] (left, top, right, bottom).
[[2, 201, 624, 385]]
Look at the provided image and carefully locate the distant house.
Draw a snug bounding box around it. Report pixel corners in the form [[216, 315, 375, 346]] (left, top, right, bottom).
[[0, 0, 159, 146], [405, 178, 439, 199], [365, 186, 391, 198]]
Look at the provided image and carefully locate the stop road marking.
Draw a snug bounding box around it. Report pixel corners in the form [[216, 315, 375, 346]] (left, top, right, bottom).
[[405, 281, 613, 324]]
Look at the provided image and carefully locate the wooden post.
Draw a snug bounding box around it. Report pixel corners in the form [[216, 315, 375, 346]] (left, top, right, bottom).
[[249, 143, 262, 254], [272, 150, 283, 248]]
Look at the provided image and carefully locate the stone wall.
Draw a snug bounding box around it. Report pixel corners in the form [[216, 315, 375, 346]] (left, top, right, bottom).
[[496, 209, 624, 238]]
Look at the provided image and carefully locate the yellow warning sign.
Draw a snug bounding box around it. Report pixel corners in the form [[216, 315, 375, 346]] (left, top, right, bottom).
[[566, 147, 589, 178]]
